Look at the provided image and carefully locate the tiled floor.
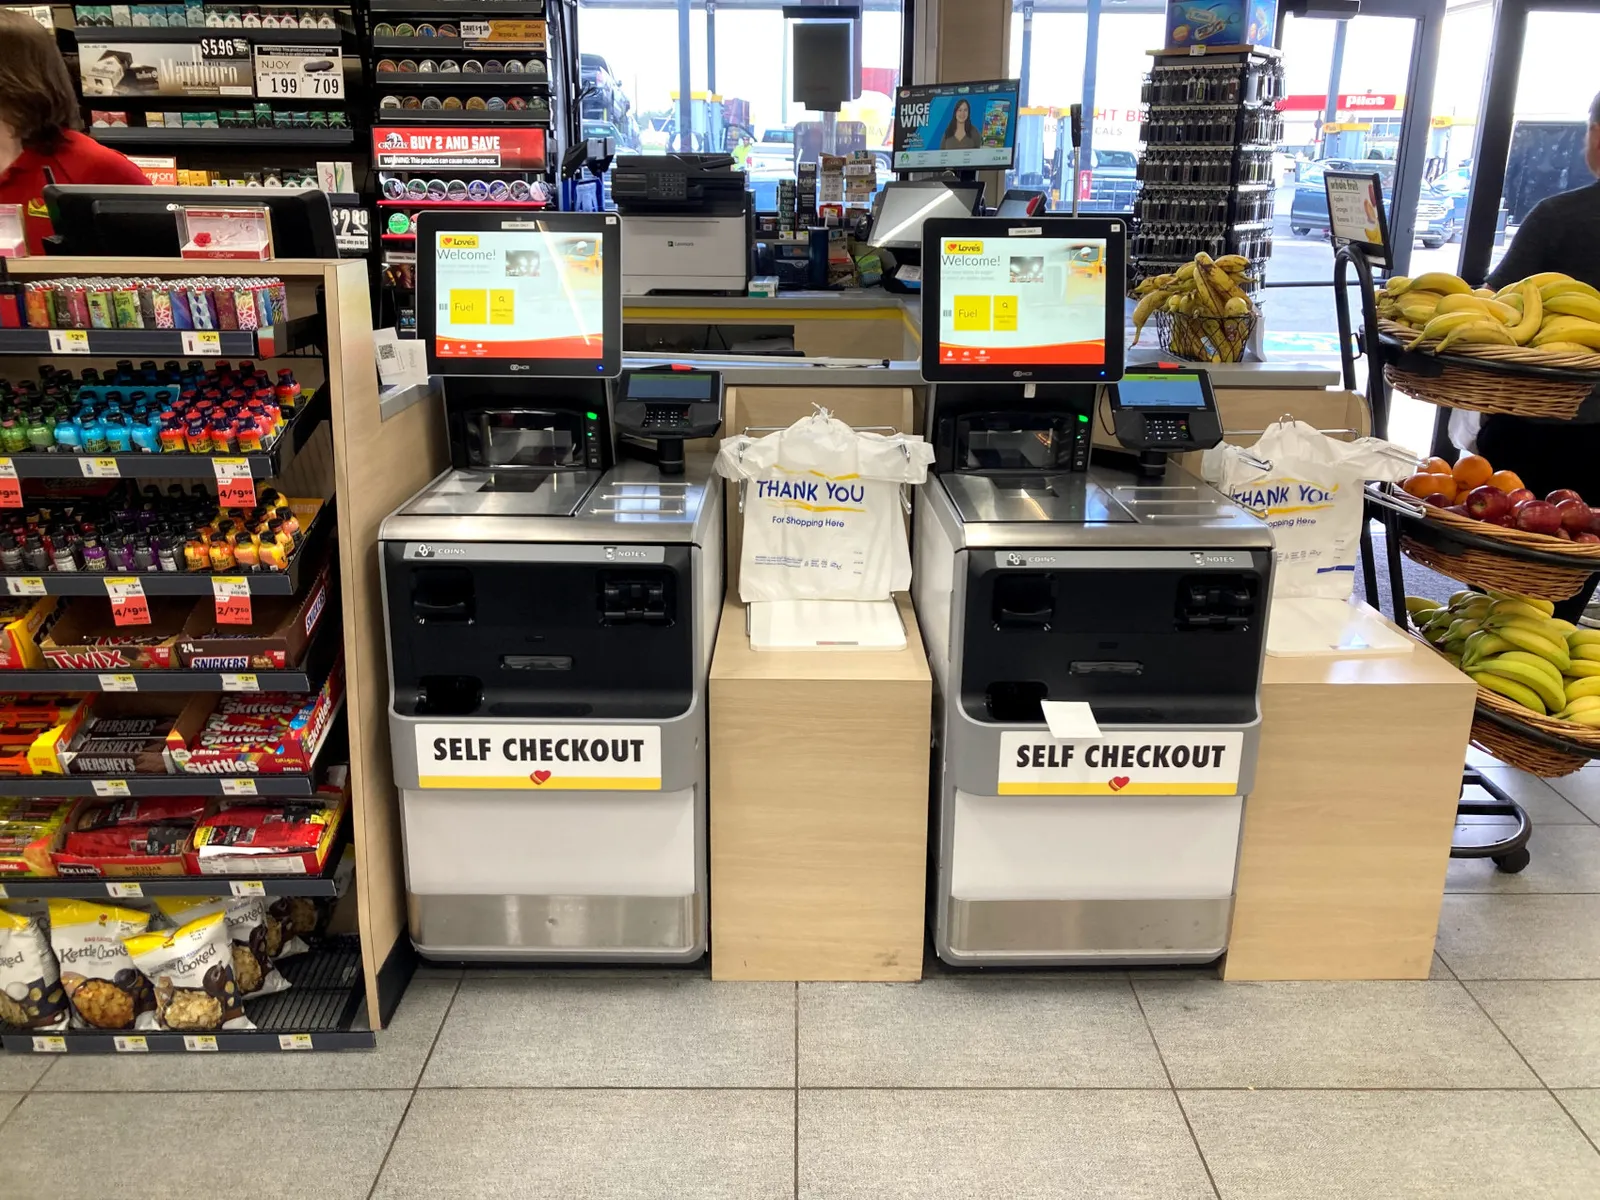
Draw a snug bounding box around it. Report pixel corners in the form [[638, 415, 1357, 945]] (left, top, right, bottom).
[[9, 762, 1600, 1198]]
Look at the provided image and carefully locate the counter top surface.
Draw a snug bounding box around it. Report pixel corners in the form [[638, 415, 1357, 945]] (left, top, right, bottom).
[[1263, 605, 1471, 687], [711, 593, 931, 683]]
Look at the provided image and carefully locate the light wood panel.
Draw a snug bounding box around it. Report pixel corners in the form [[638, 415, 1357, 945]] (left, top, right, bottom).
[[321, 260, 448, 1024], [1224, 629, 1476, 980], [709, 595, 932, 980], [722, 386, 916, 595]]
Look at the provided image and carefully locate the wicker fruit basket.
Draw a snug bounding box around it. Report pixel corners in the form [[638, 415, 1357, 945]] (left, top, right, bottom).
[[1155, 310, 1255, 364], [1399, 534, 1593, 601], [1378, 318, 1600, 420]]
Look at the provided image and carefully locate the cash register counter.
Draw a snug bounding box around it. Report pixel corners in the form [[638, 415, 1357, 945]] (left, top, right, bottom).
[[690, 355, 1475, 983]]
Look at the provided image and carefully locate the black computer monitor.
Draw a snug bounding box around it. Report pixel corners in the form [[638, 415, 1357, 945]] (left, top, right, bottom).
[[415, 210, 622, 379], [42, 186, 338, 257], [891, 79, 1021, 172], [919, 216, 1127, 384], [865, 180, 985, 251]]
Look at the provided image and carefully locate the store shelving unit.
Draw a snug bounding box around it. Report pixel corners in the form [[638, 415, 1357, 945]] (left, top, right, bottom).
[[0, 255, 448, 1053], [1130, 45, 1285, 290], [0, 315, 321, 360]]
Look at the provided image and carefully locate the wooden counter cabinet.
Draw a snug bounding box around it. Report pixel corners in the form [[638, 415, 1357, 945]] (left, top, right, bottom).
[[708, 595, 932, 981]]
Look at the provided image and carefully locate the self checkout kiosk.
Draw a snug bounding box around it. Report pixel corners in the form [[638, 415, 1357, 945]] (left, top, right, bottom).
[[912, 216, 1275, 964], [379, 211, 725, 961]]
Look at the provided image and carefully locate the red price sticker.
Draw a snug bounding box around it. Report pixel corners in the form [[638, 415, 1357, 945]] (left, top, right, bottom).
[[212, 458, 255, 508], [211, 576, 253, 626], [0, 459, 19, 509], [104, 577, 150, 626]]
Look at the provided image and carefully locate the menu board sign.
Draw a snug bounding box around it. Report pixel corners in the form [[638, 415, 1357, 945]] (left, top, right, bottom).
[[1322, 170, 1391, 269]]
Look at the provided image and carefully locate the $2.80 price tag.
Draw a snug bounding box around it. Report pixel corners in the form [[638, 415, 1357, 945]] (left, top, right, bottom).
[[212, 576, 253, 625], [105, 577, 150, 626], [212, 458, 255, 508]]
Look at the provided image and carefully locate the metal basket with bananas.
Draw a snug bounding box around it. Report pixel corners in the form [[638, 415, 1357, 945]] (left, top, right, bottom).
[[1131, 252, 1258, 364]]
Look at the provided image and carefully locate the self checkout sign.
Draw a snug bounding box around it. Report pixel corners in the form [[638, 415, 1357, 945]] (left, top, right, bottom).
[[253, 45, 344, 100]]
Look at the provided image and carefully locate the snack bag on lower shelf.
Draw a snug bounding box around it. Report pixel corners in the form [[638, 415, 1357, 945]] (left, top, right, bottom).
[[0, 907, 69, 1031], [124, 910, 252, 1032], [154, 895, 289, 999], [48, 899, 154, 1030]]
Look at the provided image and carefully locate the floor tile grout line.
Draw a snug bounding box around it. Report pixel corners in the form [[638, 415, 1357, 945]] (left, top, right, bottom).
[[1127, 975, 1222, 1200], [1551, 1090, 1600, 1159], [363, 976, 463, 1200], [793, 981, 799, 1200]]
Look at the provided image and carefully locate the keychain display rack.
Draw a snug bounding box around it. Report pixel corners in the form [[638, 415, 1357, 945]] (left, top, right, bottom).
[[1130, 45, 1285, 290]]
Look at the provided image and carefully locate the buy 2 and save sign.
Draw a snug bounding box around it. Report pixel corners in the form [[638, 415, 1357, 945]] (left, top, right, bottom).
[[415, 724, 661, 790], [998, 731, 1243, 795]]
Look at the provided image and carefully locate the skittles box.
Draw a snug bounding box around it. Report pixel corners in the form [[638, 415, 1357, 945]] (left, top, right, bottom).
[[1165, 0, 1277, 49]]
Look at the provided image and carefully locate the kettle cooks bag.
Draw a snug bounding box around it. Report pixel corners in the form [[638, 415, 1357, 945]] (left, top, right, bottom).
[[716, 412, 934, 603], [1201, 419, 1415, 601]]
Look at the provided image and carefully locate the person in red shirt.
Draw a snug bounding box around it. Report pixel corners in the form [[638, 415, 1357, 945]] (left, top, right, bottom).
[[0, 11, 151, 254]]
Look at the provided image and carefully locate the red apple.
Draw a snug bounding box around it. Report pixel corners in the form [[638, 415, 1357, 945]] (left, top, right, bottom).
[[1447, 504, 1471, 516], [1558, 498, 1591, 531], [1506, 488, 1537, 508], [1424, 492, 1452, 507], [1548, 488, 1587, 506], [1576, 532, 1600, 543], [1516, 500, 1565, 535], [1466, 485, 1511, 522], [1557, 527, 1575, 539]]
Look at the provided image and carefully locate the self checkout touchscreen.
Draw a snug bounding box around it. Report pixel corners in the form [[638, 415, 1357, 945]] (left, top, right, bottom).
[[919, 217, 1126, 383], [416, 211, 623, 379]]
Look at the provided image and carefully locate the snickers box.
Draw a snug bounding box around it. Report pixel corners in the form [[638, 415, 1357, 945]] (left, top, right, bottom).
[[178, 558, 332, 671]]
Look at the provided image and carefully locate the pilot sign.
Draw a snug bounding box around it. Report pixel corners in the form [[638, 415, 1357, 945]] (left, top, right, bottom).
[[415, 723, 661, 790], [998, 730, 1243, 795]]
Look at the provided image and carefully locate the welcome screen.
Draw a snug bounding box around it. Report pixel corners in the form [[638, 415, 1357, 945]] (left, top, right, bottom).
[[936, 237, 1108, 366], [433, 229, 605, 360]]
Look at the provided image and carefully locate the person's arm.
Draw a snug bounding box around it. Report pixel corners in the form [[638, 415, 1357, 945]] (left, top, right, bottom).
[[1485, 198, 1555, 290], [103, 154, 153, 186]]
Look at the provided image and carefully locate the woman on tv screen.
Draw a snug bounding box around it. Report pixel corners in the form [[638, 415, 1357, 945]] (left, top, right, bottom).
[[939, 99, 978, 151]]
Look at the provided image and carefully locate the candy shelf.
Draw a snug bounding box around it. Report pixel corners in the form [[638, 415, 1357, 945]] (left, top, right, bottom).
[[0, 385, 327, 481], [0, 499, 333, 598], [0, 937, 374, 1053], [0, 315, 322, 361], [92, 128, 357, 148], [0, 820, 352, 900]]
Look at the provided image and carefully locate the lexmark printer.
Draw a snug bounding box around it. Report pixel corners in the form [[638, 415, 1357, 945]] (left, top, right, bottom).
[[379, 211, 724, 961], [613, 153, 750, 295], [912, 216, 1274, 964]]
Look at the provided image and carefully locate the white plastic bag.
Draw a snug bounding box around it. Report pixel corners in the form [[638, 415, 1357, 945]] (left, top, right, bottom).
[[715, 411, 935, 602], [1200, 419, 1415, 600]]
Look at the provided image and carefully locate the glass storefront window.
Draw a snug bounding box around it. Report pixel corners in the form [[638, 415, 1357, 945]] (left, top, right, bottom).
[[577, 0, 903, 211]]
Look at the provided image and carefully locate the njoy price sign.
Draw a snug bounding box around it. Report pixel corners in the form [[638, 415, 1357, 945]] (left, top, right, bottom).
[[253, 46, 344, 100]]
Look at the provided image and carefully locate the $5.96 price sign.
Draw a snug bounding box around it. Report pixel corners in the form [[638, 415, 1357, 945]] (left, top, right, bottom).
[[253, 45, 344, 99]]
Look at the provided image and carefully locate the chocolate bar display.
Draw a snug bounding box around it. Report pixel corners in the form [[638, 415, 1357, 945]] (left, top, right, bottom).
[[167, 655, 343, 776]]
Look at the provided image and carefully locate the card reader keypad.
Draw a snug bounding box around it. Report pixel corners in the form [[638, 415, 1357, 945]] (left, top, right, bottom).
[[1143, 415, 1192, 443], [644, 404, 692, 430]]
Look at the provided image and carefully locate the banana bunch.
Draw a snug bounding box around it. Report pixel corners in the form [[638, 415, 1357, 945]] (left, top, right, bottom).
[[1379, 271, 1600, 354], [1411, 590, 1600, 724], [1131, 252, 1257, 362]]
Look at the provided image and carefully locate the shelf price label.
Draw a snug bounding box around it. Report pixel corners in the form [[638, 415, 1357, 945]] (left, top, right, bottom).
[[183, 1034, 219, 1052], [32, 1036, 67, 1053], [212, 458, 255, 508], [221, 777, 259, 797], [220, 673, 259, 693], [105, 577, 150, 626], [0, 883, 10, 899], [91, 779, 131, 798], [106, 881, 144, 899], [229, 880, 266, 897], [80, 457, 121, 479], [0, 459, 19, 509], [253, 45, 345, 99], [48, 330, 90, 355], [212, 576, 253, 626], [181, 330, 222, 357], [278, 1033, 314, 1051], [114, 1035, 149, 1053], [5, 577, 45, 596], [97, 674, 138, 693]]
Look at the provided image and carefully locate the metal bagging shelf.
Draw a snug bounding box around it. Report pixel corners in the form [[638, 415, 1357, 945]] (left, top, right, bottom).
[[1, 936, 373, 1053]]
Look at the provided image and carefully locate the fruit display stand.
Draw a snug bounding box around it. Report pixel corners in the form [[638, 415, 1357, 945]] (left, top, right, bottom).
[[0, 255, 448, 1051], [1337, 247, 1600, 879]]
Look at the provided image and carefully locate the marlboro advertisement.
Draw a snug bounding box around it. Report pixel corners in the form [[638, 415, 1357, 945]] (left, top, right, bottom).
[[80, 39, 255, 98], [372, 126, 546, 171]]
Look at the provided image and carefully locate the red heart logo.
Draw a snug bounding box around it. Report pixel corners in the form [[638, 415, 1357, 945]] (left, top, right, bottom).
[[1108, 776, 1130, 792], [530, 770, 552, 785]]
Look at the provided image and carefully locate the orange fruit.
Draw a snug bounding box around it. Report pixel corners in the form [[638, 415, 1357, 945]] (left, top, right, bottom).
[[1403, 473, 1456, 502], [1425, 456, 1454, 476], [1489, 469, 1525, 493], [1452, 454, 1494, 488]]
